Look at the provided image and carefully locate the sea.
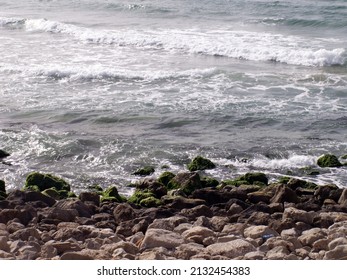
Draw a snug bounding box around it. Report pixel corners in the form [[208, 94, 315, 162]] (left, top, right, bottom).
[[1, 0, 346, 195]]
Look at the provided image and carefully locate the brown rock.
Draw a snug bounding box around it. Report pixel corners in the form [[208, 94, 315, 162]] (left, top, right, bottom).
[[180, 204, 213, 219], [298, 228, 327, 247], [9, 227, 41, 241], [283, 207, 316, 225], [324, 245, 347, 260], [338, 188, 347, 205], [206, 239, 256, 259], [182, 226, 215, 244], [113, 203, 136, 222], [0, 236, 9, 252], [79, 192, 100, 206], [244, 225, 278, 239], [140, 228, 184, 250], [271, 185, 299, 204], [60, 252, 94, 260], [148, 216, 188, 231]]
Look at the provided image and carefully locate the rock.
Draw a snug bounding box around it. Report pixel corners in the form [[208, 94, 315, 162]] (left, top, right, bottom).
[[101, 186, 125, 203], [24, 172, 70, 192], [9, 227, 41, 241], [281, 228, 299, 239], [180, 205, 213, 219], [47, 241, 82, 255], [132, 166, 155, 176], [328, 237, 347, 250], [158, 172, 175, 187], [201, 177, 219, 188], [283, 207, 316, 225], [228, 203, 244, 215], [317, 154, 342, 168], [238, 172, 268, 186], [298, 228, 327, 247], [324, 245, 347, 260], [135, 178, 167, 198], [287, 178, 317, 190], [148, 216, 188, 231], [247, 191, 272, 204], [113, 203, 136, 222], [112, 241, 139, 255], [266, 246, 290, 260], [60, 252, 94, 260], [175, 243, 205, 259], [40, 244, 58, 259], [0, 236, 9, 252], [312, 239, 329, 251], [168, 172, 202, 195], [79, 192, 100, 206], [182, 226, 215, 244], [222, 223, 246, 236], [52, 227, 86, 242], [0, 149, 10, 159], [244, 250, 265, 260], [187, 156, 216, 172], [46, 207, 79, 223], [140, 228, 185, 250], [314, 184, 339, 203], [206, 239, 256, 259], [162, 196, 205, 210], [0, 249, 14, 259], [271, 185, 299, 204], [338, 188, 347, 205], [243, 225, 278, 239], [7, 222, 25, 234]]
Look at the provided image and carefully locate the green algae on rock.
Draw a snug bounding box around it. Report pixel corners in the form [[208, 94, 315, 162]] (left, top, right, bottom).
[[132, 166, 155, 176], [101, 185, 126, 203], [158, 171, 175, 187], [317, 154, 342, 168], [24, 172, 71, 192], [167, 172, 202, 195], [187, 156, 216, 172]]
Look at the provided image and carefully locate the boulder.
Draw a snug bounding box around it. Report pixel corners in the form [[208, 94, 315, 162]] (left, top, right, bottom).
[[24, 172, 70, 192], [0, 149, 10, 159], [317, 154, 342, 168], [140, 228, 185, 250], [271, 185, 299, 204], [132, 166, 155, 176], [158, 172, 175, 187], [206, 239, 256, 259], [187, 156, 216, 172], [282, 207, 316, 225], [182, 226, 215, 244], [168, 172, 202, 195], [324, 245, 347, 260], [243, 225, 278, 239], [113, 203, 136, 222]]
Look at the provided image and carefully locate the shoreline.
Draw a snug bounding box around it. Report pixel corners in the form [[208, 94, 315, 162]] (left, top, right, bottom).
[[1, 155, 347, 260]]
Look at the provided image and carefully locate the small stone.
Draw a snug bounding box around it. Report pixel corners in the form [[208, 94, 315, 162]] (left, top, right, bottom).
[[243, 225, 278, 239], [0, 236, 9, 252], [328, 237, 347, 251]]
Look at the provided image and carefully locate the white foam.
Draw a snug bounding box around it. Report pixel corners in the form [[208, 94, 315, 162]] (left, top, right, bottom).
[[2, 16, 345, 67]]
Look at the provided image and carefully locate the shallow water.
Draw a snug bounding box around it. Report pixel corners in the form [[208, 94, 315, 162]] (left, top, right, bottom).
[[1, 0, 346, 194]]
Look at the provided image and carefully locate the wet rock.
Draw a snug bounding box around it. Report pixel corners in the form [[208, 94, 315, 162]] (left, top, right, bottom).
[[168, 172, 202, 195], [187, 156, 216, 172], [24, 172, 70, 192], [317, 154, 342, 168], [0, 149, 10, 159], [132, 166, 155, 176]]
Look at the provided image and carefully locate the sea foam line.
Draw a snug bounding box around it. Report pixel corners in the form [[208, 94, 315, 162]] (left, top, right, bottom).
[[1, 16, 346, 67]]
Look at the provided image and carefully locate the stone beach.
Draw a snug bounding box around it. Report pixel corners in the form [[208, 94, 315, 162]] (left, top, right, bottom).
[[1, 153, 347, 260]]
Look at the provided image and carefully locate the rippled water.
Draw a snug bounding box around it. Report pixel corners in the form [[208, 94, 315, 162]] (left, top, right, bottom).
[[1, 0, 346, 193]]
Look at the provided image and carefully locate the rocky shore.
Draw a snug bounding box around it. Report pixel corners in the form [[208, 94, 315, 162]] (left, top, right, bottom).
[[1, 153, 347, 260]]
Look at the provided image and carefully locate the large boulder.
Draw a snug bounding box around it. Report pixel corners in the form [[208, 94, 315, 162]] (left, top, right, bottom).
[[167, 172, 202, 195], [206, 239, 256, 259], [24, 172, 70, 192], [317, 154, 342, 168], [140, 228, 185, 250], [187, 156, 216, 172]]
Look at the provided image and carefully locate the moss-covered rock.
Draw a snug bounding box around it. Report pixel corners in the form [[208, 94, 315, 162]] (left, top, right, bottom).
[[187, 156, 216, 172], [167, 172, 202, 195], [132, 166, 155, 176], [158, 171, 175, 187], [201, 177, 219, 188], [24, 172, 71, 192], [341, 155, 347, 160], [139, 196, 162, 207], [224, 172, 268, 187], [101, 186, 125, 203], [0, 149, 10, 159], [41, 188, 61, 200], [128, 190, 155, 205], [278, 176, 291, 184], [317, 154, 342, 168]]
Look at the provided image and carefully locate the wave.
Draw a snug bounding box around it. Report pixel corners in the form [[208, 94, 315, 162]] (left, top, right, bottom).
[[1, 16, 346, 67], [0, 64, 219, 82]]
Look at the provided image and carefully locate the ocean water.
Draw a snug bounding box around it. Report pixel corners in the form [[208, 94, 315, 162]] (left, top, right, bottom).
[[0, 0, 346, 194]]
